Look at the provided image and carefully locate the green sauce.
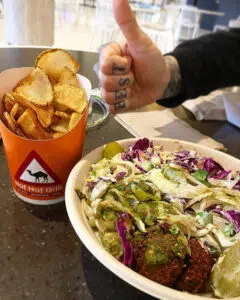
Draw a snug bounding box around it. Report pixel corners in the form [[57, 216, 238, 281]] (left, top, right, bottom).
[[145, 242, 168, 265], [102, 232, 123, 258], [172, 235, 189, 259]]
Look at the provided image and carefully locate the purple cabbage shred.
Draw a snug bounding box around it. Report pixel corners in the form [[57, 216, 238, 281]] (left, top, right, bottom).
[[202, 158, 230, 179], [116, 213, 133, 266], [135, 165, 147, 173], [173, 150, 198, 172], [121, 138, 151, 162], [115, 172, 127, 180], [213, 208, 240, 233]]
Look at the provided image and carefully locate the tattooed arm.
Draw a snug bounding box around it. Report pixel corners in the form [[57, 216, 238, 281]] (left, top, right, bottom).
[[161, 56, 183, 99]]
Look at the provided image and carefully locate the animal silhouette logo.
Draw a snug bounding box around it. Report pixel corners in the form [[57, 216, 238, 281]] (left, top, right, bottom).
[[26, 169, 48, 183], [15, 151, 61, 185]]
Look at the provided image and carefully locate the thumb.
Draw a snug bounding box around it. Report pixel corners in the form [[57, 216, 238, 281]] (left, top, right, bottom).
[[112, 0, 147, 44]]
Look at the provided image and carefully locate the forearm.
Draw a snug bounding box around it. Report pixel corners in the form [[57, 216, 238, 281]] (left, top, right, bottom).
[[162, 55, 183, 99], [167, 30, 240, 100]]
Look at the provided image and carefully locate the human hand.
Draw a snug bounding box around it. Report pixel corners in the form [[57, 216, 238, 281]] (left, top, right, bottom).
[[97, 0, 170, 113]]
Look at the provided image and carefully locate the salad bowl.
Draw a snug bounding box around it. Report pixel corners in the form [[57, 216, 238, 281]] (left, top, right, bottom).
[[65, 138, 240, 300]]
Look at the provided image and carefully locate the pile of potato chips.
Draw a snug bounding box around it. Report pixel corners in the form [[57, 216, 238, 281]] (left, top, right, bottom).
[[0, 49, 88, 140]]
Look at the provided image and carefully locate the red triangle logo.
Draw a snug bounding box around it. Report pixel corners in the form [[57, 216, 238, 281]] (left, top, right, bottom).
[[15, 151, 61, 186]]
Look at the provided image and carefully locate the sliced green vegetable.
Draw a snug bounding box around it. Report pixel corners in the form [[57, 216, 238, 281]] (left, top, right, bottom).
[[196, 211, 213, 227], [103, 209, 117, 221], [148, 169, 208, 198], [209, 246, 218, 256], [191, 170, 212, 186], [136, 203, 151, 225], [141, 161, 154, 172], [131, 182, 160, 202], [170, 224, 180, 236], [191, 170, 208, 182], [135, 202, 166, 225], [148, 169, 177, 195], [151, 156, 161, 166], [172, 239, 186, 259], [170, 226, 190, 258], [96, 199, 146, 232], [222, 223, 236, 237], [75, 188, 85, 200], [102, 232, 123, 258], [90, 181, 111, 202], [91, 158, 110, 178], [103, 142, 124, 159], [163, 167, 187, 184]]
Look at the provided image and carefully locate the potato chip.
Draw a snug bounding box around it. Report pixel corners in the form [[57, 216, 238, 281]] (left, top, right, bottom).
[[4, 93, 26, 120], [0, 99, 13, 133], [51, 118, 69, 134], [0, 105, 26, 138], [54, 84, 87, 114], [52, 132, 65, 139], [54, 102, 68, 112], [69, 112, 82, 131], [0, 98, 6, 122], [3, 111, 16, 132], [17, 108, 52, 140], [14, 68, 53, 106], [35, 49, 80, 82], [13, 93, 54, 128], [10, 103, 19, 121], [54, 111, 71, 120], [51, 115, 60, 125], [1, 49, 87, 141], [3, 93, 15, 113], [58, 67, 79, 87]]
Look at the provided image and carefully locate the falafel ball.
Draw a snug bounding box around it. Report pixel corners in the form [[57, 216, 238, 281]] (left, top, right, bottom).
[[174, 238, 214, 294], [133, 227, 185, 287]]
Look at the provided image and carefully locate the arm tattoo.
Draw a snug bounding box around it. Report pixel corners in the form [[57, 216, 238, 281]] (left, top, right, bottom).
[[115, 89, 127, 101], [119, 77, 130, 87], [162, 56, 183, 99]]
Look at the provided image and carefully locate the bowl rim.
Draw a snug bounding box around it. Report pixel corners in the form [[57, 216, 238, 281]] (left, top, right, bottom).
[[65, 138, 240, 300]]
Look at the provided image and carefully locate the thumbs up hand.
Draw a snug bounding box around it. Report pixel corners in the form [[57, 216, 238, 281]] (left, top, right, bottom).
[[98, 0, 170, 113]]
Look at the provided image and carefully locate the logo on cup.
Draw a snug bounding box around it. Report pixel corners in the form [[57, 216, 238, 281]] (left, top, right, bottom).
[[15, 151, 63, 199]]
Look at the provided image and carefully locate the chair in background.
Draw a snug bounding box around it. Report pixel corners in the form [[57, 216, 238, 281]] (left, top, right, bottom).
[[229, 15, 240, 29], [88, 0, 121, 52], [175, 5, 200, 41], [134, 9, 156, 25], [55, 0, 87, 27], [141, 26, 175, 54], [213, 24, 228, 32], [88, 27, 121, 52], [140, 5, 181, 53]]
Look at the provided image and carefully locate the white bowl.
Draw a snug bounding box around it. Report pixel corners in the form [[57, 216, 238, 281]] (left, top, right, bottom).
[[65, 138, 240, 300]]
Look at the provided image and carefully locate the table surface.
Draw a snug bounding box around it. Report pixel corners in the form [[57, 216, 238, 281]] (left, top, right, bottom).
[[0, 47, 239, 300]]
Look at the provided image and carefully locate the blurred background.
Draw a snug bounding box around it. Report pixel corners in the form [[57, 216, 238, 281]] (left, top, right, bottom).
[[0, 0, 239, 53]]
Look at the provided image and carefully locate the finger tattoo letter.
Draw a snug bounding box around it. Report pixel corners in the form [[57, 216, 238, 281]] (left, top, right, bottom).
[[115, 89, 127, 101], [114, 101, 126, 110], [119, 77, 130, 87]]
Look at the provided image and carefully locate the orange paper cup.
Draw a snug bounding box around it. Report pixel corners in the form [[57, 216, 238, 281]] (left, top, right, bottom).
[[0, 67, 91, 205]]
